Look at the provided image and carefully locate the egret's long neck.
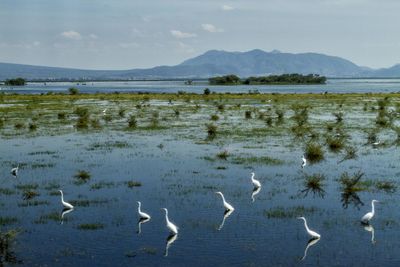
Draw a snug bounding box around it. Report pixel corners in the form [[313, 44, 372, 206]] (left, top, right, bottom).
[[303, 219, 311, 233], [165, 210, 170, 224], [60, 192, 64, 202], [138, 203, 141, 213], [371, 202, 375, 215], [251, 173, 255, 181], [219, 194, 226, 204]]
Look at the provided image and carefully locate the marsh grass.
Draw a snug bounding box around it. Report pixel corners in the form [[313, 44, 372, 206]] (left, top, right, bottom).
[[264, 206, 319, 218], [0, 228, 20, 264], [18, 200, 49, 207], [34, 212, 60, 224], [301, 173, 325, 198], [245, 110, 252, 119], [126, 181, 142, 188], [375, 181, 396, 193], [333, 112, 344, 123], [70, 199, 109, 207], [22, 190, 40, 200], [74, 170, 91, 183], [231, 156, 284, 165], [216, 150, 229, 160], [305, 143, 324, 163], [291, 104, 309, 126], [28, 123, 37, 131], [206, 123, 217, 138], [90, 181, 115, 190], [210, 114, 219, 121], [15, 183, 38, 191], [339, 171, 365, 193], [0, 217, 18, 226], [326, 136, 344, 152], [77, 223, 104, 230], [128, 115, 137, 129], [0, 188, 16, 195]]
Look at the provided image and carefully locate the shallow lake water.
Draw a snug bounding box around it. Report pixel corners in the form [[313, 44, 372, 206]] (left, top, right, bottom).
[[1, 126, 400, 266], [2, 78, 400, 94]]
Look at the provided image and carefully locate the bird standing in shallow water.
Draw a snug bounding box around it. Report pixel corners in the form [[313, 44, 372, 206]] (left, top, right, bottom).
[[297, 217, 320, 239], [59, 190, 74, 209], [215, 191, 235, 212], [162, 208, 178, 235], [137, 201, 151, 220], [361, 200, 378, 224], [250, 172, 261, 188]]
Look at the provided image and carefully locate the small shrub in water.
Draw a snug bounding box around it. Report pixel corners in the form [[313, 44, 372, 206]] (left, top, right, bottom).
[[206, 123, 217, 138], [210, 114, 219, 121], [216, 150, 229, 160], [305, 143, 324, 163], [128, 115, 137, 129], [74, 170, 91, 182], [245, 110, 252, 119], [68, 87, 79, 95]]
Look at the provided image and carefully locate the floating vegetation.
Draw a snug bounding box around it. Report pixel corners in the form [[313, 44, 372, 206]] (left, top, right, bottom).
[[375, 181, 396, 193], [31, 163, 55, 169], [87, 141, 131, 150], [90, 181, 115, 190], [0, 217, 18, 226], [0, 229, 20, 264], [34, 212, 61, 224], [231, 156, 284, 165], [264, 206, 319, 218], [69, 199, 109, 207], [305, 143, 324, 163], [15, 183, 39, 191], [18, 200, 49, 207], [77, 223, 104, 230], [216, 150, 229, 160], [0, 188, 16, 195], [74, 170, 91, 182], [125, 181, 142, 188], [22, 190, 39, 200]]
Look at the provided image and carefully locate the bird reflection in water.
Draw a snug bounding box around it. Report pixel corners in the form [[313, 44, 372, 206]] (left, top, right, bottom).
[[164, 233, 178, 257], [137, 217, 150, 235], [364, 224, 376, 244], [218, 209, 234, 231], [251, 186, 261, 202], [60, 208, 74, 225], [300, 237, 320, 261]]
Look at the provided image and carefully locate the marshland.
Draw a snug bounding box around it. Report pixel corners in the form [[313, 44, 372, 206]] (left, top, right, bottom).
[[1, 89, 400, 266]]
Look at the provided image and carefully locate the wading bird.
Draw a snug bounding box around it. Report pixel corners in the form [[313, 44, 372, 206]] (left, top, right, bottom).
[[102, 108, 107, 115], [297, 217, 320, 239], [361, 199, 378, 224], [302, 155, 307, 168], [250, 172, 261, 188], [11, 164, 19, 177], [59, 190, 74, 209], [215, 191, 234, 212], [162, 208, 178, 235], [137, 201, 151, 220], [137, 217, 150, 235]]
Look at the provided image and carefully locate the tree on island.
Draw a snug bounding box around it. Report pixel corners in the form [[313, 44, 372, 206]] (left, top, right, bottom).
[[209, 73, 326, 85], [5, 78, 26, 86]]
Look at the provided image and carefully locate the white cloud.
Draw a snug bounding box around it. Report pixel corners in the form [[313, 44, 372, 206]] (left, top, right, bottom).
[[221, 5, 234, 11], [201, 24, 224, 33], [61, 30, 82, 40], [170, 30, 197, 39]]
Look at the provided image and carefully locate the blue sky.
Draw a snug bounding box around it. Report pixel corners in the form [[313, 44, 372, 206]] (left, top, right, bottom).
[[0, 0, 399, 69]]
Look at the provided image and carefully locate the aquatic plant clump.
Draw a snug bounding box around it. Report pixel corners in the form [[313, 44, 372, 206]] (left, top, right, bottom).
[[305, 143, 324, 163]]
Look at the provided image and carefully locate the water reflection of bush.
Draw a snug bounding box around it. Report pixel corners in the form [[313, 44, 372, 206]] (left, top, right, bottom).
[[0, 230, 21, 265], [341, 191, 364, 209]]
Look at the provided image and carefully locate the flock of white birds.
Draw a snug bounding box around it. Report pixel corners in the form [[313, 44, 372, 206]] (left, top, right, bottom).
[[10, 155, 379, 257]]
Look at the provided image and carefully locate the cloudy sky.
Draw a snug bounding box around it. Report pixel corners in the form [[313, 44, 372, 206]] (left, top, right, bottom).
[[0, 0, 399, 69]]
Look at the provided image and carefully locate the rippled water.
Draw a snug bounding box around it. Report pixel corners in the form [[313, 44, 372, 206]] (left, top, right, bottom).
[[2, 78, 400, 94], [1, 128, 400, 266]]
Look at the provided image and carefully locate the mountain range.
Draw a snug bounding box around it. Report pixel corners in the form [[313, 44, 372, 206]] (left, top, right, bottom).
[[1, 49, 400, 80]]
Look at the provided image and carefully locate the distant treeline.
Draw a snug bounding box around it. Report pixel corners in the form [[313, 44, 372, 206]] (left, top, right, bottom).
[[209, 74, 326, 85], [4, 77, 26, 86]]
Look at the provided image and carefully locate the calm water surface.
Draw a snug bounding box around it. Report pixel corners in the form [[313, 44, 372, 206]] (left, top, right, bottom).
[[1, 130, 400, 266], [2, 78, 400, 94]]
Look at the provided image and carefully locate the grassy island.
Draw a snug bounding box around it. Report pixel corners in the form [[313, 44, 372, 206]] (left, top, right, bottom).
[[209, 74, 326, 85]]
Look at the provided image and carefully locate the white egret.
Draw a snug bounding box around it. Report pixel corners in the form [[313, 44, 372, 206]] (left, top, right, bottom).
[[164, 233, 178, 257], [102, 108, 107, 115], [301, 237, 320, 261], [59, 190, 74, 209], [162, 208, 178, 235], [361, 199, 378, 224], [137, 217, 150, 235], [297, 217, 321, 239], [301, 155, 307, 168], [11, 164, 19, 177], [250, 172, 261, 188], [137, 201, 151, 220], [215, 191, 234, 212], [364, 224, 376, 244], [218, 209, 233, 231], [251, 186, 261, 203]]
